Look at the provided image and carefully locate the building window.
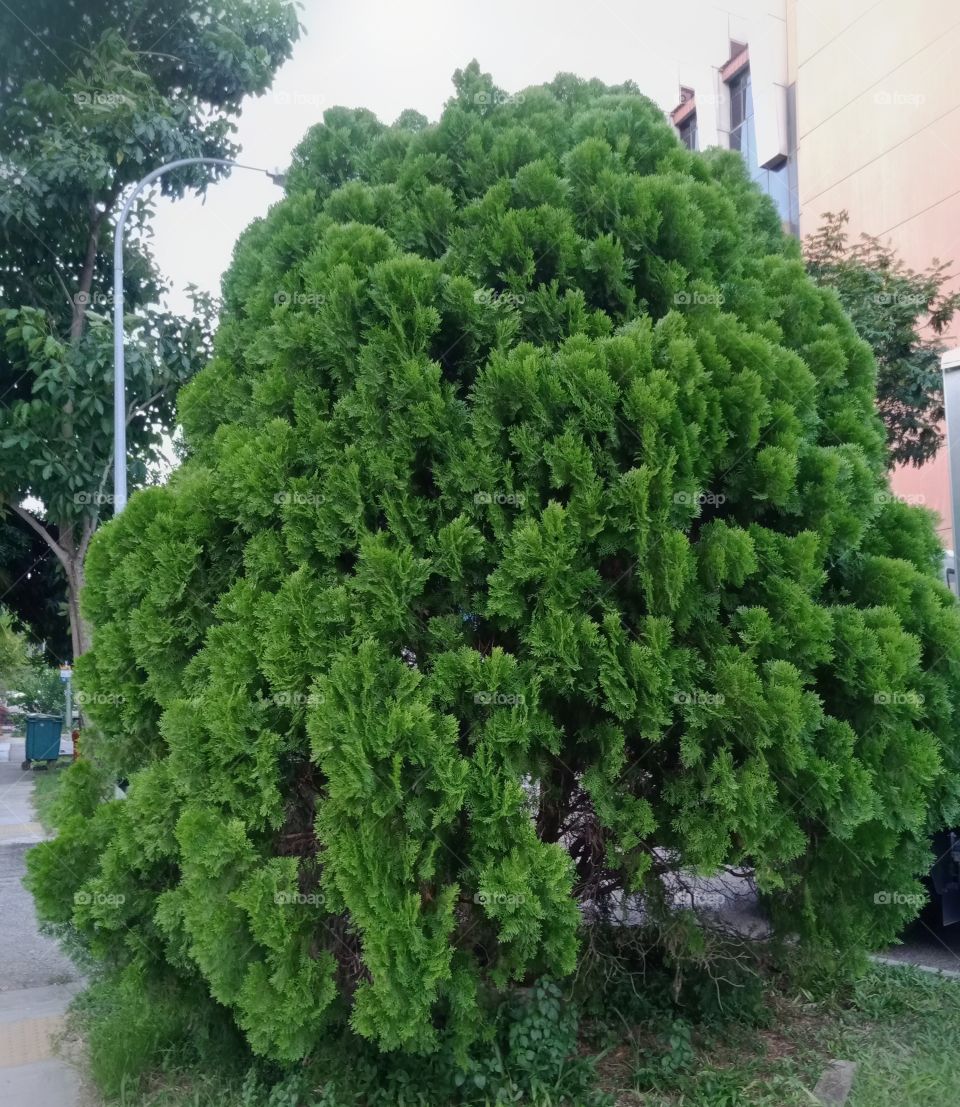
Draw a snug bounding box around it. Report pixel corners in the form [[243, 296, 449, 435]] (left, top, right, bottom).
[[728, 70, 750, 153], [725, 67, 796, 232], [678, 113, 698, 151], [672, 86, 697, 151]]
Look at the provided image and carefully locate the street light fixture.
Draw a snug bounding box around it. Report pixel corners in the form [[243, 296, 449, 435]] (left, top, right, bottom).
[[112, 157, 285, 512]]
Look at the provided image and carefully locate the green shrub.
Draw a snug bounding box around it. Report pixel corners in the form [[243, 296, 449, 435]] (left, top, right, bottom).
[[74, 964, 248, 1100], [248, 979, 607, 1106], [34, 61, 960, 1094], [12, 658, 65, 715]]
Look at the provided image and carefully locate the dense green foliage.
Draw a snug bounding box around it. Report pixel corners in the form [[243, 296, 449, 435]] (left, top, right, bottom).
[[0, 511, 70, 659], [15, 658, 68, 714], [0, 606, 64, 714], [0, 0, 299, 655], [805, 211, 960, 468], [0, 607, 29, 691], [28, 64, 960, 1097]]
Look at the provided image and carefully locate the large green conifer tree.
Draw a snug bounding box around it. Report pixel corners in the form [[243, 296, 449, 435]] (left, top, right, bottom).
[[29, 64, 960, 1080]]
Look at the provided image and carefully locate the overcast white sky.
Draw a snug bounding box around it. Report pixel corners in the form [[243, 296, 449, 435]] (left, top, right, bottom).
[[150, 0, 739, 312]]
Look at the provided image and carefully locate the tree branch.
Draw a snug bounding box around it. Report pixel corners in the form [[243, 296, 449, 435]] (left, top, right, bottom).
[[78, 509, 100, 563], [70, 204, 107, 341], [126, 390, 165, 427], [50, 267, 75, 319], [94, 448, 115, 517], [6, 502, 71, 574]]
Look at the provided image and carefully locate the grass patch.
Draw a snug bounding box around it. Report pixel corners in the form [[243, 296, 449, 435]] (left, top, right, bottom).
[[841, 965, 960, 1106], [30, 757, 72, 831], [114, 1073, 244, 1107], [593, 962, 960, 1106], [64, 963, 960, 1105]]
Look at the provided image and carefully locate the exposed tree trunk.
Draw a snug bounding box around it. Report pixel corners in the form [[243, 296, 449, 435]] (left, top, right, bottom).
[[70, 205, 106, 340], [7, 504, 95, 659], [58, 523, 93, 658], [64, 556, 91, 658]]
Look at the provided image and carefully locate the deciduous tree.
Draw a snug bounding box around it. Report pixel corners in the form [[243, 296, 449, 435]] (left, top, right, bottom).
[[0, 0, 300, 655], [805, 210, 960, 467]]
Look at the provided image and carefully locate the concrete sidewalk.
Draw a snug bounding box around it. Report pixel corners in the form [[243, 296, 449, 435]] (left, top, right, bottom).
[[0, 737, 88, 1105], [0, 983, 84, 1102]]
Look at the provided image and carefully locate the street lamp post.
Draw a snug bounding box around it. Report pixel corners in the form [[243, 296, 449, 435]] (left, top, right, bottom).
[[112, 158, 284, 512], [941, 347, 960, 596]]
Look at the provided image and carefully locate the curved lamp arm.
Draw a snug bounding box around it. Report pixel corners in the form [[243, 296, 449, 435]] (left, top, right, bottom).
[[112, 157, 284, 511]]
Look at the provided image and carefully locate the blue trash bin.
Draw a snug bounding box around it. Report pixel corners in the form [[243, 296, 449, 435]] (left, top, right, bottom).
[[23, 714, 62, 770]]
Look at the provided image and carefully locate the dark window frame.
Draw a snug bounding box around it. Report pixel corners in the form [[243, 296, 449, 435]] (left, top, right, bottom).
[[678, 113, 698, 151], [727, 68, 750, 152]]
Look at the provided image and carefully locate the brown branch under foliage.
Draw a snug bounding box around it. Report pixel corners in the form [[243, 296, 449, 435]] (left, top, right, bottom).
[[276, 758, 321, 857], [6, 502, 69, 573], [315, 913, 369, 999]]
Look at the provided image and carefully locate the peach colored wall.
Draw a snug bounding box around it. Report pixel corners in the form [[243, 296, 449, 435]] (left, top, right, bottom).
[[794, 0, 960, 546]]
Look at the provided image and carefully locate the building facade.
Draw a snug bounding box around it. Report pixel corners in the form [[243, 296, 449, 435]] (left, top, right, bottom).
[[650, 0, 960, 546]]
